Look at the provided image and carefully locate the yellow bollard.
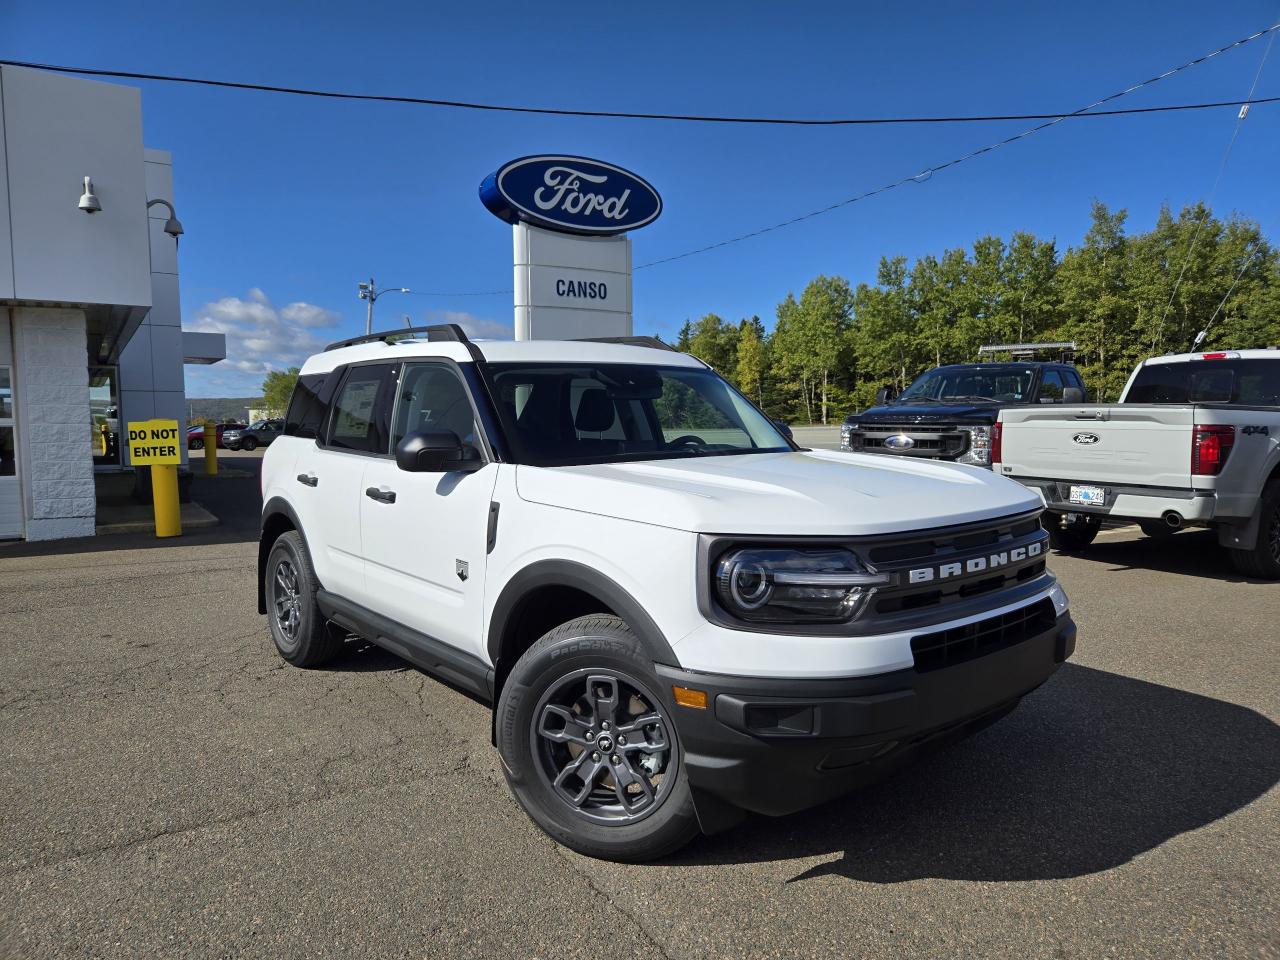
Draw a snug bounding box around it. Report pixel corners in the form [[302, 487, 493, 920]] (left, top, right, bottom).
[[203, 420, 218, 476], [152, 463, 182, 538]]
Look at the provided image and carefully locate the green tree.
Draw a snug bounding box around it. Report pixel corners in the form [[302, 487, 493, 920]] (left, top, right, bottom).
[[735, 316, 767, 406], [686, 313, 739, 373], [261, 367, 300, 416]]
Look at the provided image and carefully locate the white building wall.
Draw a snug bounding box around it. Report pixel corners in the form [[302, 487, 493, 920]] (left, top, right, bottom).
[[0, 66, 151, 308], [119, 149, 189, 466], [12, 308, 96, 540]]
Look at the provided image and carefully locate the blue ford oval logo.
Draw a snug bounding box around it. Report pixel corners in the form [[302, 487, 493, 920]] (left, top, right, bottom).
[[1073, 433, 1100, 445], [884, 434, 915, 451], [479, 155, 662, 236]]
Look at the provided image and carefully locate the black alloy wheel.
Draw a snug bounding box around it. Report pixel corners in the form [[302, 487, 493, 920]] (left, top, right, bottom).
[[496, 615, 700, 861], [532, 669, 677, 825]]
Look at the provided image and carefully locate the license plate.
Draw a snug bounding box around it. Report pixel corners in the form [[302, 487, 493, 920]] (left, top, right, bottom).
[[1068, 484, 1105, 506]]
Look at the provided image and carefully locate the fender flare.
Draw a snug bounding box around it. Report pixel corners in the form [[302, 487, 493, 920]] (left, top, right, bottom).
[[257, 497, 309, 614], [486, 560, 680, 670]]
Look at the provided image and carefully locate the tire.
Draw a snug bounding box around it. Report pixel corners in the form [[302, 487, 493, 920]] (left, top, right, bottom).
[[1044, 511, 1102, 552], [242, 436, 258, 452], [265, 531, 343, 667], [496, 615, 700, 862], [1138, 520, 1178, 539], [190, 438, 204, 450], [1229, 483, 1280, 580]]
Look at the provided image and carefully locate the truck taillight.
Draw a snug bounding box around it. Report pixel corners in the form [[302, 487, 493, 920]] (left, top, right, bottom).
[[991, 422, 1002, 464], [1191, 424, 1235, 476]]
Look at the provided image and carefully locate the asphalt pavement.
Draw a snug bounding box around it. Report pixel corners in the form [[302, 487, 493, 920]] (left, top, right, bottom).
[[0, 456, 1276, 959]]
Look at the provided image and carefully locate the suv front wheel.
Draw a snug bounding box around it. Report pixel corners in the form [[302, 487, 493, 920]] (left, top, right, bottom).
[[496, 616, 699, 861]]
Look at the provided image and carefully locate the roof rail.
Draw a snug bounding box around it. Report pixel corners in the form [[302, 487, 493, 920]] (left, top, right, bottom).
[[574, 335, 677, 352], [324, 324, 470, 352]]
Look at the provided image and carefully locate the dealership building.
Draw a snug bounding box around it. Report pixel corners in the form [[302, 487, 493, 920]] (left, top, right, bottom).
[[0, 64, 224, 540]]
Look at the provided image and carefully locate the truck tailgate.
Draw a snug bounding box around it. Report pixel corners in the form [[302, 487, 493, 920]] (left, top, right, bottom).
[[998, 405, 1196, 488]]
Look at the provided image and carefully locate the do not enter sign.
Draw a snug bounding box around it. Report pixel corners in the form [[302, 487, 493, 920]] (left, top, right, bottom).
[[127, 419, 182, 466]]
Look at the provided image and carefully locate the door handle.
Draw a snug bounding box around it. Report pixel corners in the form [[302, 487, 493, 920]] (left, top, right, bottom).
[[365, 486, 397, 504], [296, 473, 318, 487]]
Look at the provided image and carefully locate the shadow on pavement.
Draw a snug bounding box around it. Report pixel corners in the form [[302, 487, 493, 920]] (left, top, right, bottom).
[[678, 664, 1279, 883], [1056, 528, 1269, 584]]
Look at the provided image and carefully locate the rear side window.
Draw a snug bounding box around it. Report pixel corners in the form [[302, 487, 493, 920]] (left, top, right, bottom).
[[327, 364, 397, 454], [1124, 359, 1280, 406], [1039, 370, 1065, 403], [284, 374, 335, 440]]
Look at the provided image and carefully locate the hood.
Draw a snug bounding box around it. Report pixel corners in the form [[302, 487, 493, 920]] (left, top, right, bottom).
[[515, 449, 1041, 536], [847, 403, 1003, 424]]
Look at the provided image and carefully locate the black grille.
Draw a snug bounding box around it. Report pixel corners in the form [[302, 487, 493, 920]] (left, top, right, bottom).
[[846, 422, 968, 459], [910, 599, 1057, 673]]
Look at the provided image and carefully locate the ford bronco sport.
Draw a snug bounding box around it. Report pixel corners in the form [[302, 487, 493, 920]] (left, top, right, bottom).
[[258, 324, 1075, 860]]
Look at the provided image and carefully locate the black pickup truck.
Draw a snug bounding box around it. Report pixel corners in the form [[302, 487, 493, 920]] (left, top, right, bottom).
[[841, 360, 1088, 469]]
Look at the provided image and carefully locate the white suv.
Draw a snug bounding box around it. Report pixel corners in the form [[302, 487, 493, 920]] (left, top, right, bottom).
[[258, 325, 1075, 860]]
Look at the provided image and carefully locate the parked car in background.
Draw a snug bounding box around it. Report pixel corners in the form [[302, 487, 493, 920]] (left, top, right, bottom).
[[188, 422, 246, 450], [841, 346, 1087, 470], [224, 419, 284, 451], [995, 349, 1280, 577]]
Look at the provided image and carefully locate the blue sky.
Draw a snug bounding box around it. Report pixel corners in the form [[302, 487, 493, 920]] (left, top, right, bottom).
[[5, 1, 1279, 396]]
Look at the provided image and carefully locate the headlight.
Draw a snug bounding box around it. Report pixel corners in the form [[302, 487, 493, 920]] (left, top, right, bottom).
[[957, 425, 992, 466], [714, 547, 889, 624]]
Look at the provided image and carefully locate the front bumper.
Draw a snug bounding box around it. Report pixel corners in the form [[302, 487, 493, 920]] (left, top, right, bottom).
[[657, 611, 1074, 820]]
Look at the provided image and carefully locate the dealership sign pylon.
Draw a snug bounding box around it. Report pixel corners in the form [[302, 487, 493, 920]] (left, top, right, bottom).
[[479, 156, 661, 341]]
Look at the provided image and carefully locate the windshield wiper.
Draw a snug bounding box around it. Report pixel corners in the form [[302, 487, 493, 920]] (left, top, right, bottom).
[[945, 395, 998, 403]]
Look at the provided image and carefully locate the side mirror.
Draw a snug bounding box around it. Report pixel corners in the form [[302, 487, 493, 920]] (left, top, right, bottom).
[[773, 419, 793, 440], [1062, 387, 1084, 404], [875, 385, 897, 405], [395, 430, 482, 473]]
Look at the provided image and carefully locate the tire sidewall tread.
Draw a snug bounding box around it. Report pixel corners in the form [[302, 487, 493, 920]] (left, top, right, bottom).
[[497, 615, 699, 862]]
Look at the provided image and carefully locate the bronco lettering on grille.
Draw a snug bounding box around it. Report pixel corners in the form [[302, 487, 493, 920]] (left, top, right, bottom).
[[907, 540, 1043, 584]]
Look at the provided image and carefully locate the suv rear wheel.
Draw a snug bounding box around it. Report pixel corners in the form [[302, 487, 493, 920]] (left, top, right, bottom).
[[265, 531, 343, 667], [1229, 483, 1280, 580], [1044, 511, 1102, 552], [496, 615, 699, 861]]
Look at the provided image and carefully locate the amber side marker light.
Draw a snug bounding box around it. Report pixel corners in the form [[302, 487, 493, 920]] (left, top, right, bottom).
[[672, 686, 708, 709]]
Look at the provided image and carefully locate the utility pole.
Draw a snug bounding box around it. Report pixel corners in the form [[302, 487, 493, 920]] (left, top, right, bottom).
[[357, 277, 411, 335]]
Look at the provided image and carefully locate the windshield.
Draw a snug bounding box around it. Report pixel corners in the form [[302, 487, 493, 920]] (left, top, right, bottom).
[[896, 365, 1037, 403], [485, 363, 792, 466]]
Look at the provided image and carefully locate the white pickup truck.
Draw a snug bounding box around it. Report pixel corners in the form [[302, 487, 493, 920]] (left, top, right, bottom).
[[994, 349, 1280, 578]]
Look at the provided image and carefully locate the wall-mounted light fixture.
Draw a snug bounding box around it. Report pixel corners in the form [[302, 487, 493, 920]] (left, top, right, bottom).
[[78, 176, 101, 213], [146, 198, 184, 239]]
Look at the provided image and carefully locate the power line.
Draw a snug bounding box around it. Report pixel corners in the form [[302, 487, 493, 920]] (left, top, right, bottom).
[[1155, 23, 1277, 350], [404, 290, 511, 298], [0, 38, 1277, 126], [637, 22, 1280, 269]]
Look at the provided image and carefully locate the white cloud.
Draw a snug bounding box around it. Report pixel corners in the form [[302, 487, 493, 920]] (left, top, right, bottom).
[[185, 289, 342, 396], [424, 309, 513, 340]]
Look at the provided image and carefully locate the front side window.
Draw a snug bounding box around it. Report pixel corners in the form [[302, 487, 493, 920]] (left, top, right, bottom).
[[486, 363, 790, 466], [327, 364, 396, 453], [392, 363, 481, 452]]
